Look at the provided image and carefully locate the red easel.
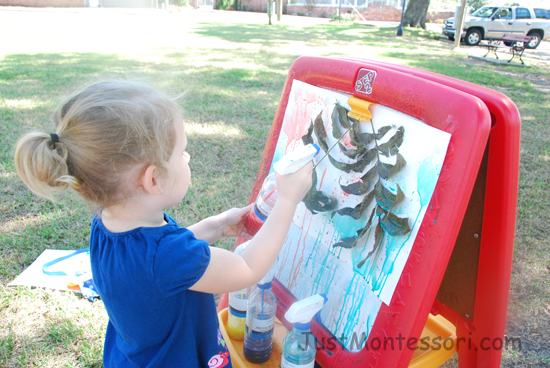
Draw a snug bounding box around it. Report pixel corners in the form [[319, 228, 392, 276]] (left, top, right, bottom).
[[218, 56, 519, 368]]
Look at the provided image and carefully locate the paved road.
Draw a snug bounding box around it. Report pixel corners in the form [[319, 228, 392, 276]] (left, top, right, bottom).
[[532, 39, 550, 62]]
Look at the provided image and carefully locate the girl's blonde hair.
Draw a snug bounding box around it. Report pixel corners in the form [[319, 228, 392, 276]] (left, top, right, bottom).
[[14, 81, 181, 209]]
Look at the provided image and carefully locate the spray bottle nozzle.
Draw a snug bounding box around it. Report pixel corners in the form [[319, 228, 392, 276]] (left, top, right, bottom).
[[273, 144, 320, 176], [284, 294, 327, 331]]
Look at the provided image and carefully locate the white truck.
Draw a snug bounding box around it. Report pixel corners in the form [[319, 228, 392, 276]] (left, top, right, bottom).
[[443, 5, 550, 48]]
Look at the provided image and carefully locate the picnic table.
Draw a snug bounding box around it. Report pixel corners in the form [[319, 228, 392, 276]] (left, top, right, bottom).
[[478, 34, 534, 64]]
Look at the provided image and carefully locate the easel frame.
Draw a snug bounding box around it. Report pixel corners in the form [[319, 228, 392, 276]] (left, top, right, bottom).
[[219, 56, 518, 367]]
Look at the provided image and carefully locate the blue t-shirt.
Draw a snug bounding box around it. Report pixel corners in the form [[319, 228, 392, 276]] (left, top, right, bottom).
[[90, 213, 232, 368]]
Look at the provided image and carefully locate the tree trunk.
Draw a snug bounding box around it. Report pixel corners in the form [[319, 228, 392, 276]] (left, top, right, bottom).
[[402, 0, 430, 29]]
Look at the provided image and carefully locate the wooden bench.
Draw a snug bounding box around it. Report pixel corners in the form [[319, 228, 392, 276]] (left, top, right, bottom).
[[478, 34, 534, 64]]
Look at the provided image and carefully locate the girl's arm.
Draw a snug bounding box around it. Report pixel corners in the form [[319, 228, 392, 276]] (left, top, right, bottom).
[[188, 205, 253, 245], [189, 162, 313, 294]]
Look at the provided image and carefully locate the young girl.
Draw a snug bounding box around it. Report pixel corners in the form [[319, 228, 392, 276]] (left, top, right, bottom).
[[14, 81, 313, 368]]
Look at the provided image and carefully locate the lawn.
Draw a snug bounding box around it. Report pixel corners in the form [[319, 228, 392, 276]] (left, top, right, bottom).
[[1, 7, 549, 368]]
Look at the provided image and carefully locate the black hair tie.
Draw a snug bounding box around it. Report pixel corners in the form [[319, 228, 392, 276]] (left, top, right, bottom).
[[50, 133, 59, 149]]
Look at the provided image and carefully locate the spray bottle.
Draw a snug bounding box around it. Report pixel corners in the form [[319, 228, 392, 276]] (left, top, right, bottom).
[[226, 241, 250, 340], [281, 294, 328, 368], [245, 143, 320, 236], [243, 265, 278, 363]]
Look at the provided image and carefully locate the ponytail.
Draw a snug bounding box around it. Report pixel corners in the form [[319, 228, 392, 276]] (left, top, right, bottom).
[[14, 131, 80, 201]]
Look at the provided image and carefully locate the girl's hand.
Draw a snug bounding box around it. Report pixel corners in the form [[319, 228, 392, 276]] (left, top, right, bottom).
[[219, 204, 254, 239], [275, 162, 313, 206]]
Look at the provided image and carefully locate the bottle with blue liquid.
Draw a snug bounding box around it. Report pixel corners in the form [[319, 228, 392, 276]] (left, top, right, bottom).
[[243, 268, 277, 363], [281, 294, 327, 368]]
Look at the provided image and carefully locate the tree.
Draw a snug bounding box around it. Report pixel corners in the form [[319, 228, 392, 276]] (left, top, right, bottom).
[[402, 0, 430, 29]]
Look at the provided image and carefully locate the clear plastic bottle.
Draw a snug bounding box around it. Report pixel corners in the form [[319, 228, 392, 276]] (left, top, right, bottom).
[[243, 271, 277, 363], [281, 325, 316, 368], [226, 242, 250, 340], [281, 294, 327, 368], [245, 172, 278, 236]]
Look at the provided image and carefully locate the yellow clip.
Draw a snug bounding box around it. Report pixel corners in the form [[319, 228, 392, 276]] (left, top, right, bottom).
[[347, 97, 375, 121]]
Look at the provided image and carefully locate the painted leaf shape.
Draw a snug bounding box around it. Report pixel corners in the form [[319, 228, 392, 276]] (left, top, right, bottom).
[[339, 177, 367, 195], [349, 120, 364, 149], [378, 126, 405, 157], [328, 152, 371, 174], [333, 203, 362, 220], [351, 155, 372, 173], [357, 222, 384, 268], [362, 164, 378, 185], [333, 236, 358, 249], [359, 126, 391, 147], [331, 106, 342, 140], [393, 184, 405, 205], [377, 153, 407, 180], [313, 111, 329, 152], [338, 142, 364, 159], [361, 148, 378, 165], [334, 189, 375, 220], [357, 207, 376, 239], [317, 191, 338, 206], [358, 132, 374, 146], [328, 155, 353, 173], [375, 126, 392, 140], [377, 205, 388, 217], [303, 170, 338, 214], [318, 195, 338, 211], [302, 122, 314, 146], [340, 166, 377, 195], [374, 181, 405, 210], [332, 148, 376, 177], [335, 104, 352, 129], [304, 190, 338, 214], [380, 211, 411, 236]]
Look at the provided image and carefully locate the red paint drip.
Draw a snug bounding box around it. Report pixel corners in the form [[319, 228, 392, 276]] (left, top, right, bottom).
[[289, 207, 314, 288], [288, 168, 327, 288]]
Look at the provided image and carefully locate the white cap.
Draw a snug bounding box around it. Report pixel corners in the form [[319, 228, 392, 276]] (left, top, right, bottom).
[[284, 294, 327, 330]]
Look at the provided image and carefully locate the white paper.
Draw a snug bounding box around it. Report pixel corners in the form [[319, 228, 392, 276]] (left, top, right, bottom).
[[8, 249, 87, 293], [272, 80, 451, 351]]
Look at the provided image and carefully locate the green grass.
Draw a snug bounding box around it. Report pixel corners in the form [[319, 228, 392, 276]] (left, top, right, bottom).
[[1, 8, 549, 367]]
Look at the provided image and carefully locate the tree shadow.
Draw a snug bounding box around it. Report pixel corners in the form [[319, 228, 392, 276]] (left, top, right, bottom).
[[187, 22, 436, 51]]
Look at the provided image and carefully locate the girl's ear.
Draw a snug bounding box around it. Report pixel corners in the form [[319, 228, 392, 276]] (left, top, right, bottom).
[[141, 164, 163, 195]]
